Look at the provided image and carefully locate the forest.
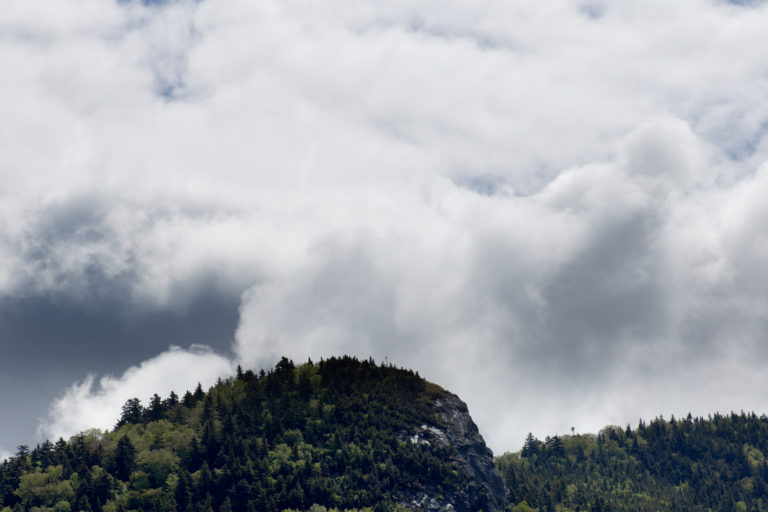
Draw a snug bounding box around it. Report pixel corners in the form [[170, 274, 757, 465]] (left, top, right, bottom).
[[4, 357, 768, 511], [501, 412, 768, 512], [0, 357, 461, 512]]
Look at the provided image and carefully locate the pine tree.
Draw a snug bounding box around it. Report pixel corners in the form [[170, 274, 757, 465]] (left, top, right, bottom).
[[116, 398, 143, 428], [522, 433, 540, 458], [193, 383, 205, 402], [113, 435, 136, 481], [145, 393, 167, 422], [176, 470, 192, 512]]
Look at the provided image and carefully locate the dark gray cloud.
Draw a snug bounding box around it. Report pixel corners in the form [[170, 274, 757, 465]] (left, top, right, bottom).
[[533, 212, 667, 375], [0, 289, 239, 450]]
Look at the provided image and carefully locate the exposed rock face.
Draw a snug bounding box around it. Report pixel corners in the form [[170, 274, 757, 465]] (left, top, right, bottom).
[[398, 392, 507, 512]]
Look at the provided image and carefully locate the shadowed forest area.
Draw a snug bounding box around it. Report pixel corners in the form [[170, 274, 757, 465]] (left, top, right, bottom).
[[4, 358, 768, 511]]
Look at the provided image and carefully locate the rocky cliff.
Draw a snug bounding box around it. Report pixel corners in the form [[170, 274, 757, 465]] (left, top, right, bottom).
[[398, 392, 507, 512]]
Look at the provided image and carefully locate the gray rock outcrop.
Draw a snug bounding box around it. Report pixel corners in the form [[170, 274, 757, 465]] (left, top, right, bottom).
[[398, 392, 507, 512]]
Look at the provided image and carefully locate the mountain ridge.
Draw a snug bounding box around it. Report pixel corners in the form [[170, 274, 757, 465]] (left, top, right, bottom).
[[5, 357, 768, 511], [500, 412, 768, 511], [0, 356, 503, 512]]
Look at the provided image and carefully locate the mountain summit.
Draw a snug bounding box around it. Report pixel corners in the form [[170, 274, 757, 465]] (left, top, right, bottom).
[[0, 356, 503, 512]]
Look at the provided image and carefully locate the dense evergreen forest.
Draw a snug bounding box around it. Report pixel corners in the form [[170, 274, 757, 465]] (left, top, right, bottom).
[[500, 413, 768, 512], [0, 357, 462, 512], [6, 356, 768, 512]]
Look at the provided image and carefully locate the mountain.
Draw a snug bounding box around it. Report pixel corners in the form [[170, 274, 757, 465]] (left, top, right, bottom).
[[0, 356, 504, 512], [499, 413, 768, 512], [6, 357, 768, 512]]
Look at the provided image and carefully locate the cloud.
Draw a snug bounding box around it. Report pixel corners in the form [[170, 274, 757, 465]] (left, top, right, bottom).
[[38, 345, 233, 441], [2, 0, 767, 453], [4, 0, 768, 308], [234, 117, 768, 451]]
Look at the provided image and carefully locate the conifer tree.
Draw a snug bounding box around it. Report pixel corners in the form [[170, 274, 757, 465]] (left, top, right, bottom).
[[116, 398, 143, 428], [112, 435, 136, 481]]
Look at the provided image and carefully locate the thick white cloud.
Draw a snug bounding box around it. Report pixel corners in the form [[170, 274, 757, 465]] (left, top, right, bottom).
[[234, 117, 768, 451], [0, 0, 765, 452], [38, 345, 233, 441]]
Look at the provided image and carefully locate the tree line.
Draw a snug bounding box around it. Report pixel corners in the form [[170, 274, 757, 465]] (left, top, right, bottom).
[[0, 356, 460, 512], [499, 412, 768, 511]]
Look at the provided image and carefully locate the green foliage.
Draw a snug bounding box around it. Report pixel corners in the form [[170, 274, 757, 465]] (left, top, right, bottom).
[[14, 466, 73, 509], [499, 412, 768, 511], [16, 355, 768, 511], [0, 356, 456, 512]]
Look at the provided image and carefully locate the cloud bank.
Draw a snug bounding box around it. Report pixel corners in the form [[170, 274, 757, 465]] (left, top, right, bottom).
[[234, 115, 768, 449], [38, 345, 233, 441], [3, 0, 768, 452]]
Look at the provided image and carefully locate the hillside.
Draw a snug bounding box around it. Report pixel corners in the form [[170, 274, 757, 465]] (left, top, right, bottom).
[[7, 357, 768, 512], [0, 356, 504, 512], [499, 413, 768, 512]]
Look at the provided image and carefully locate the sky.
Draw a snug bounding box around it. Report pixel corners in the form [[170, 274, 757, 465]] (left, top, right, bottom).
[[2, 0, 768, 461]]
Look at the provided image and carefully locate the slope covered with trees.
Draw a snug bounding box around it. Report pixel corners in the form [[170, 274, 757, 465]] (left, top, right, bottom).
[[0, 356, 469, 512], [7, 356, 768, 512], [499, 413, 768, 512]]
